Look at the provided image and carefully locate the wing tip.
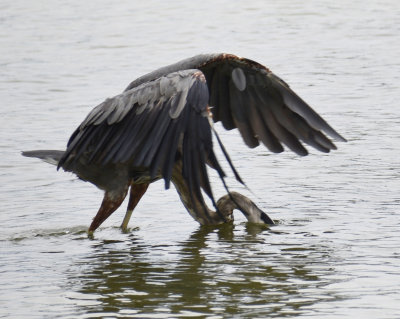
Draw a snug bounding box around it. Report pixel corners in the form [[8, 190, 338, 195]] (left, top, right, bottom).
[[325, 127, 347, 143]]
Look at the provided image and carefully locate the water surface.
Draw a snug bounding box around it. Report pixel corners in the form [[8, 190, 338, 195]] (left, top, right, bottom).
[[1, 0, 399, 318]]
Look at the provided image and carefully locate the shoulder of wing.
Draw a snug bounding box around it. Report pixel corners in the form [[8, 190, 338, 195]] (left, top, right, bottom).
[[80, 69, 208, 128]]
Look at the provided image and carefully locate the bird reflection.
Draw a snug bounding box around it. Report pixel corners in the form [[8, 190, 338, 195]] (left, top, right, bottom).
[[67, 226, 342, 317]]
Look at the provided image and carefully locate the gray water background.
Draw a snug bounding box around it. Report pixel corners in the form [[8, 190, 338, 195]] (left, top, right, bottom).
[[1, 0, 399, 318]]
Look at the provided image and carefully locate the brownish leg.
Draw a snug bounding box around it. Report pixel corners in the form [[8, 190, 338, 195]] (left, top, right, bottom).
[[120, 183, 149, 231], [88, 187, 129, 233]]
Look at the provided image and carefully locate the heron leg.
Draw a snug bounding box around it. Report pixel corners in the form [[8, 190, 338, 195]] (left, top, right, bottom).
[[88, 186, 129, 233], [120, 183, 149, 231]]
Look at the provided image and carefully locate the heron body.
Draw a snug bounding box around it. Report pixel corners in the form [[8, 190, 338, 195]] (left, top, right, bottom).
[[22, 53, 345, 233]]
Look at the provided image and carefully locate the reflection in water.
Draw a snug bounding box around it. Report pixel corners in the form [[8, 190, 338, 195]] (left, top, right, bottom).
[[67, 226, 343, 318]]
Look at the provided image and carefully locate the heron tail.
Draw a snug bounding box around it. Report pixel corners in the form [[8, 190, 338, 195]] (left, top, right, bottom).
[[22, 150, 65, 166]]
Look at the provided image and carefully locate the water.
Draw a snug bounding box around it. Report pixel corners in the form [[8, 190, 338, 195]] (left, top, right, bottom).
[[1, 0, 399, 318]]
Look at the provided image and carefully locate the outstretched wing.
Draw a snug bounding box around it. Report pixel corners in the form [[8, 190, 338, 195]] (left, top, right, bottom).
[[199, 54, 346, 155], [58, 70, 225, 213], [125, 53, 346, 156]]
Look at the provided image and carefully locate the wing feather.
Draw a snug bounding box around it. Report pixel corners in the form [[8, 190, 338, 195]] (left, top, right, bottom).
[[123, 53, 345, 156], [245, 92, 284, 153], [198, 54, 346, 153], [58, 69, 228, 220], [229, 82, 259, 148], [210, 70, 234, 129], [130, 53, 345, 155]]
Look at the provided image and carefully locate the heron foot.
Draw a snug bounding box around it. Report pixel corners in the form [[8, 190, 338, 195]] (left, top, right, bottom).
[[121, 209, 133, 232], [87, 229, 95, 239]]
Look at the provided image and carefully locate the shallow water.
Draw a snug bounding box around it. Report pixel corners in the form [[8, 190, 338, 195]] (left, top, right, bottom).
[[1, 0, 400, 318]]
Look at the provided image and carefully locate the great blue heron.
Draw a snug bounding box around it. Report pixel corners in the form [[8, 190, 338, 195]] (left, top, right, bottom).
[[22, 53, 346, 233]]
